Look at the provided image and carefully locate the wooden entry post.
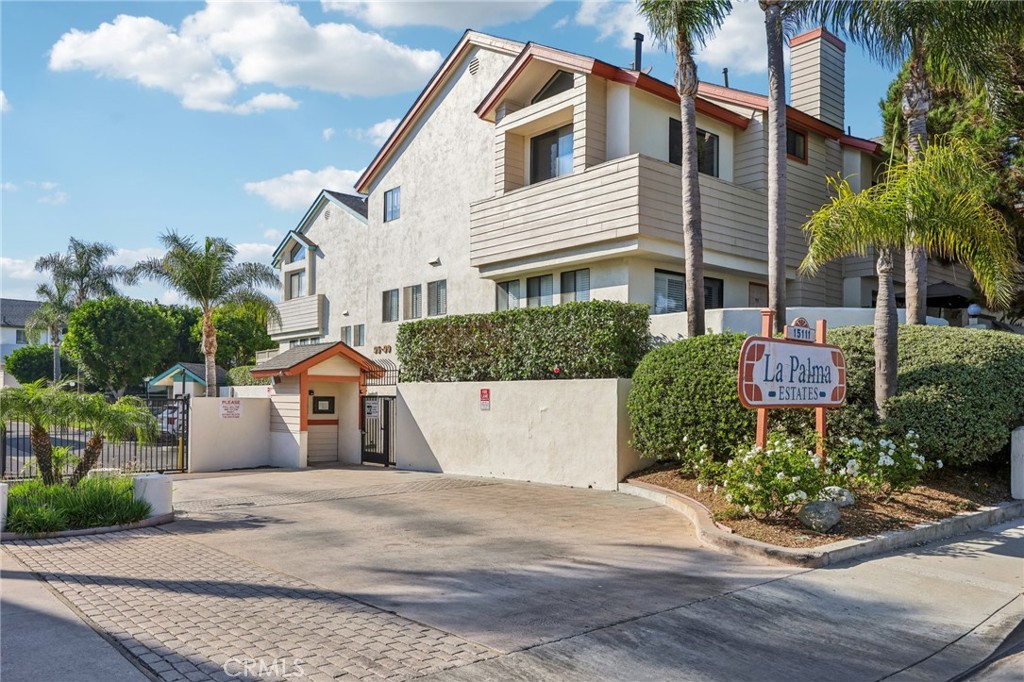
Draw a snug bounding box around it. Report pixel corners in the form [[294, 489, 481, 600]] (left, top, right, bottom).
[[756, 309, 774, 449], [815, 319, 828, 459]]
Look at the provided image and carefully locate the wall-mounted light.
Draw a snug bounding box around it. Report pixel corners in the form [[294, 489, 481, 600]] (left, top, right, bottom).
[[428, 257, 441, 267], [308, 389, 314, 396], [341, 310, 349, 316]]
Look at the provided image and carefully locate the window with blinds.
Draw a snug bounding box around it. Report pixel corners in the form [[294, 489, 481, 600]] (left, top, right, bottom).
[[382, 289, 399, 322], [340, 325, 352, 345], [403, 284, 422, 319], [654, 269, 685, 314], [526, 274, 553, 307], [496, 280, 520, 311], [353, 324, 365, 347], [560, 268, 590, 303], [427, 279, 447, 316]]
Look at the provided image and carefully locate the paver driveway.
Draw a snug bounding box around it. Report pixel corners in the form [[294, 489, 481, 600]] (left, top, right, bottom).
[[4, 467, 1022, 681]]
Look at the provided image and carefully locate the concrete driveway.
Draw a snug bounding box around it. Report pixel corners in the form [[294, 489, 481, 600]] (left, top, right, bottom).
[[4, 467, 1022, 681]]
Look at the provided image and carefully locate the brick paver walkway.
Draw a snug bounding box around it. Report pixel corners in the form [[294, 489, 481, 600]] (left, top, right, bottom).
[[6, 529, 496, 682]]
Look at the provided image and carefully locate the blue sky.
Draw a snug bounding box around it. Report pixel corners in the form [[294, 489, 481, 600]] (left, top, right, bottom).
[[1, 1, 898, 303]]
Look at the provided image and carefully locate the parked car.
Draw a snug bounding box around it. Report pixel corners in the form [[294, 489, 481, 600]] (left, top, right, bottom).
[[156, 405, 183, 437]]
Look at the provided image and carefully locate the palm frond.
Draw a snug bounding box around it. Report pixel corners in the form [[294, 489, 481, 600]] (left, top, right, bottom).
[[637, 0, 733, 50]]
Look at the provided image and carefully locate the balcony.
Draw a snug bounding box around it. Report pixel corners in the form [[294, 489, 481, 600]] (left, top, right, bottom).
[[469, 154, 769, 270], [269, 294, 324, 341]]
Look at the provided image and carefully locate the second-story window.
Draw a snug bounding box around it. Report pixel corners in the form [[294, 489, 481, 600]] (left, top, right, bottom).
[[288, 270, 305, 300], [669, 119, 719, 177], [787, 128, 807, 161], [531, 70, 574, 104], [530, 125, 573, 184], [341, 325, 352, 345], [403, 284, 422, 320], [384, 187, 401, 222], [16, 329, 27, 344], [427, 279, 447, 316], [354, 324, 365, 347], [289, 242, 305, 262], [382, 289, 399, 322], [561, 269, 590, 303]]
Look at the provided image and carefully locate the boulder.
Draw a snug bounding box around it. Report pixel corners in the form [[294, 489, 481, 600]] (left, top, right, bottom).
[[798, 501, 841, 532], [820, 486, 855, 508]]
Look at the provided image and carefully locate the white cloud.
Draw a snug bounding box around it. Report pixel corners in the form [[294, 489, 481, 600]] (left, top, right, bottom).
[[235, 242, 276, 263], [351, 118, 399, 146], [323, 1, 550, 29], [0, 256, 40, 281], [38, 191, 69, 206], [322, 127, 335, 141], [263, 228, 283, 241], [158, 289, 181, 305], [697, 2, 775, 76], [109, 246, 165, 268], [2, 182, 17, 192], [0, 90, 10, 113], [575, 0, 647, 49], [244, 166, 364, 210], [48, 1, 443, 114], [37, 181, 59, 191], [553, 16, 569, 30]]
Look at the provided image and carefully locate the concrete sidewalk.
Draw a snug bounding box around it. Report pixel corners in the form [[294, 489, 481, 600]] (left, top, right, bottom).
[[1, 548, 148, 682]]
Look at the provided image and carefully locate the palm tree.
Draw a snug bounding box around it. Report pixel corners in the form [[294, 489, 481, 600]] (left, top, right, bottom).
[[35, 237, 132, 307], [67, 393, 157, 486], [1, 380, 74, 484], [25, 280, 73, 381], [800, 137, 1018, 417], [823, 0, 1024, 324], [132, 231, 279, 396], [638, 0, 733, 337]]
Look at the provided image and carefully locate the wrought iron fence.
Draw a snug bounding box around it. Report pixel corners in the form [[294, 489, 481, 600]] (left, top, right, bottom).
[[1, 395, 190, 479]]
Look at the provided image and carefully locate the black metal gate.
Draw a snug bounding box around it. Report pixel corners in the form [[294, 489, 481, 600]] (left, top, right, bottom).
[[1, 395, 190, 479], [361, 395, 395, 466]]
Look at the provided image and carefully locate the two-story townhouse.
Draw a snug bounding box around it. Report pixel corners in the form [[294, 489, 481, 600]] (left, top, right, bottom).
[[0, 298, 49, 361], [266, 27, 966, 363]]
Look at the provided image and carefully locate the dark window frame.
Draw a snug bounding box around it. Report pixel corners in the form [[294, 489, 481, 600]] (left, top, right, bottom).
[[669, 119, 720, 177], [526, 274, 554, 308], [496, 279, 520, 311], [653, 268, 686, 315], [786, 127, 808, 163], [312, 396, 335, 414], [560, 268, 591, 303], [288, 270, 305, 300], [382, 288, 399, 323], [384, 187, 401, 222], [427, 279, 447, 317], [531, 70, 575, 104], [403, 284, 422, 320], [530, 124, 574, 184]]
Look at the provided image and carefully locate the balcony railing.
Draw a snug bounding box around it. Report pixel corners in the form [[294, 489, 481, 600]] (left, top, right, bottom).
[[269, 294, 323, 340]]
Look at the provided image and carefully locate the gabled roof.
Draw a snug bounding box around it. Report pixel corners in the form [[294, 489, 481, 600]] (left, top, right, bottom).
[[355, 31, 525, 194], [475, 42, 750, 130], [271, 189, 367, 266], [149, 362, 228, 388], [0, 299, 40, 328], [250, 341, 381, 378]]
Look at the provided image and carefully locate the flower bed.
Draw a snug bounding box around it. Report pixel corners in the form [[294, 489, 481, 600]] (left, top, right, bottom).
[[5, 476, 152, 535], [632, 461, 1011, 549]]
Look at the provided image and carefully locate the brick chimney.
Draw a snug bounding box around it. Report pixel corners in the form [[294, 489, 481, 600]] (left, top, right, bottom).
[[789, 28, 845, 130]]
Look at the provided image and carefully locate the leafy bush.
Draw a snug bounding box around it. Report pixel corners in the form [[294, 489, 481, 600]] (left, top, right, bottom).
[[5, 477, 151, 535], [836, 431, 939, 497], [720, 432, 828, 519], [628, 332, 754, 462], [5, 344, 77, 384], [396, 300, 651, 382], [227, 366, 269, 386], [827, 326, 1024, 465]]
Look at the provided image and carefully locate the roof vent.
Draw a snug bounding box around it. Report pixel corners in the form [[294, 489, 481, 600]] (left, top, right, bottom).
[[324, 209, 331, 220], [469, 57, 480, 75]]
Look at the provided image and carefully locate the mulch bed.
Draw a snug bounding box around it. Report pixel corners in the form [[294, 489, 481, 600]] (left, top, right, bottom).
[[631, 461, 1013, 549]]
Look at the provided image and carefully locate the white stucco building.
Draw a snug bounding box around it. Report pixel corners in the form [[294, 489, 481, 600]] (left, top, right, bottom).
[[264, 28, 968, 359], [0, 298, 49, 362]]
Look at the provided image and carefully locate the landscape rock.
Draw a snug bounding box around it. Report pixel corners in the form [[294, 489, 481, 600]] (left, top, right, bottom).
[[798, 501, 841, 532], [820, 486, 855, 508]]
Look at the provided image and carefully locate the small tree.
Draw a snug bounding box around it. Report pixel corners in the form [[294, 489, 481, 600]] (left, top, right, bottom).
[[5, 345, 76, 385], [67, 393, 157, 485], [1, 380, 74, 485], [62, 297, 173, 397], [800, 137, 1018, 416]]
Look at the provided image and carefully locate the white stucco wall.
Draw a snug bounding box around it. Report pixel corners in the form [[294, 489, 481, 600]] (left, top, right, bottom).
[[188, 398, 271, 473], [396, 379, 642, 490]]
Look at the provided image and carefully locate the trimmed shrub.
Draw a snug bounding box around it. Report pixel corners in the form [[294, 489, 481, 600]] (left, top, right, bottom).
[[628, 332, 754, 462], [5, 344, 77, 384], [5, 477, 151, 534], [227, 365, 269, 386], [396, 300, 651, 382]]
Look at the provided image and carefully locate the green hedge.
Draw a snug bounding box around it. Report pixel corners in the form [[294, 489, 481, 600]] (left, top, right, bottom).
[[227, 365, 269, 386], [627, 325, 1024, 467], [396, 300, 651, 382]]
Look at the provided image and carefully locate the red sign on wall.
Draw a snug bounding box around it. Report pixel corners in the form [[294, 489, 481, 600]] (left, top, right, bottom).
[[480, 388, 491, 411]]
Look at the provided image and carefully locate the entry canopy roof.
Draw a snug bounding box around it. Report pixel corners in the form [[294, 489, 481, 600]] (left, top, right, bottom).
[[250, 342, 383, 379]]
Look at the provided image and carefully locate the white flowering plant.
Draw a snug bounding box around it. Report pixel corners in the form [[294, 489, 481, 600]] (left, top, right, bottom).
[[836, 431, 938, 497], [721, 432, 828, 519]]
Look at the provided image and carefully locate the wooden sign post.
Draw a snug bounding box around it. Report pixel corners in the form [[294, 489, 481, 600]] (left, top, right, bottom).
[[738, 310, 847, 466]]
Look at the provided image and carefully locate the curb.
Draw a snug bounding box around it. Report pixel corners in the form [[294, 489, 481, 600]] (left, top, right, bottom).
[[1, 512, 175, 542], [619, 480, 1024, 567]]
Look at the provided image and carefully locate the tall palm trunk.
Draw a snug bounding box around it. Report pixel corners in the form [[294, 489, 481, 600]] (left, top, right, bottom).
[[902, 43, 931, 325], [51, 339, 61, 381], [676, 35, 705, 337], [874, 248, 899, 417], [30, 425, 57, 485], [69, 434, 104, 486], [763, 0, 787, 333], [201, 308, 218, 397]]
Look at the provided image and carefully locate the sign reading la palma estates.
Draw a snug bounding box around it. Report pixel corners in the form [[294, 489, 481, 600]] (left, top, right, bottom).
[[737, 319, 847, 409]]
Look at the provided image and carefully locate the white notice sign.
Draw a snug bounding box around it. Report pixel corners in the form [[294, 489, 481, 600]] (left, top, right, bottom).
[[365, 401, 380, 419], [220, 399, 243, 419]]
